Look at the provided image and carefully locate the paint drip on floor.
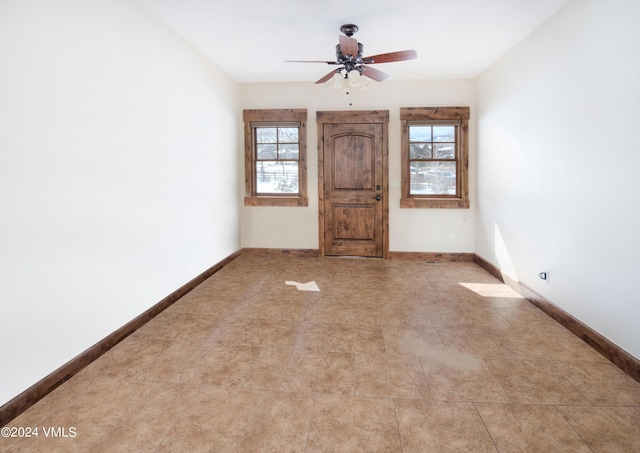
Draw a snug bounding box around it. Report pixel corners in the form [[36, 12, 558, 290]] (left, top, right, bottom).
[[285, 281, 320, 291]]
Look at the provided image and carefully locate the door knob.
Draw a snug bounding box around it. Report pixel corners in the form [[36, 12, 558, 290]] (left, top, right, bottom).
[[376, 194, 381, 201]]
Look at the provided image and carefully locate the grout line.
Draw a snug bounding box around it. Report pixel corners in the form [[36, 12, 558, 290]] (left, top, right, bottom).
[[392, 398, 406, 453], [304, 394, 318, 452], [553, 404, 596, 453]]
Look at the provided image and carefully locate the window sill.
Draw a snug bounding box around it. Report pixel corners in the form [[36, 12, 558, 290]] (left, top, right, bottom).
[[244, 196, 308, 207], [400, 197, 469, 209]]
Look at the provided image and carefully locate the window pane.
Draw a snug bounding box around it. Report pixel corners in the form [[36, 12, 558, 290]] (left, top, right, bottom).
[[410, 126, 431, 142], [278, 127, 298, 143], [410, 143, 432, 159], [256, 127, 277, 143], [279, 144, 299, 159], [410, 161, 456, 195], [434, 143, 455, 159], [255, 161, 299, 194], [257, 144, 277, 159], [409, 162, 429, 194], [433, 126, 455, 142]]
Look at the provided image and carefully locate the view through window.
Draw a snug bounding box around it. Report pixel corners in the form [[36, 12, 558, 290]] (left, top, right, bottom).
[[400, 107, 470, 209], [408, 123, 457, 195], [254, 125, 299, 194], [243, 109, 308, 207]]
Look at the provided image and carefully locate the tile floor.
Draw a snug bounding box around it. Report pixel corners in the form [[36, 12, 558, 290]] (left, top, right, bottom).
[[2, 254, 640, 452]]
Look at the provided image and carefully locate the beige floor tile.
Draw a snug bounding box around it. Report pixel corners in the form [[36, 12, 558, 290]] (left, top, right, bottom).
[[395, 399, 497, 452], [209, 317, 299, 349], [380, 303, 438, 326], [355, 353, 427, 399], [281, 351, 355, 395], [551, 332, 610, 362], [485, 359, 588, 404], [421, 355, 511, 403], [231, 296, 310, 322], [500, 328, 588, 361], [6, 375, 96, 428], [3, 377, 196, 453], [305, 300, 384, 325], [556, 405, 640, 453], [290, 322, 329, 352], [307, 394, 401, 452], [440, 306, 513, 329], [157, 386, 314, 452], [170, 289, 240, 318], [135, 340, 207, 383], [194, 345, 261, 386], [325, 323, 385, 354], [78, 336, 172, 379], [542, 360, 640, 406], [476, 403, 592, 453], [382, 323, 447, 358], [131, 309, 225, 344], [438, 326, 515, 359], [496, 305, 568, 332], [242, 348, 293, 390], [499, 326, 608, 362]]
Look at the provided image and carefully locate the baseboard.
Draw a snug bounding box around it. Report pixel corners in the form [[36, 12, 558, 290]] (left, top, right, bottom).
[[389, 251, 475, 262], [474, 254, 640, 383], [241, 249, 475, 262], [472, 254, 504, 280], [242, 247, 320, 257], [0, 250, 241, 427]]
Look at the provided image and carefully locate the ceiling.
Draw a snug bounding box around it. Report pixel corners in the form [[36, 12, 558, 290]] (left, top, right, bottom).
[[137, 0, 570, 83]]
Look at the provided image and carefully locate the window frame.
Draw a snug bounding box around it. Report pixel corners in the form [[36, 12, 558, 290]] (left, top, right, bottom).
[[400, 107, 470, 209], [243, 109, 308, 207]]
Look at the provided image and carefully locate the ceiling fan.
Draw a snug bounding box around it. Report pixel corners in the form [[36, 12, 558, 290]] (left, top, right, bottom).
[[287, 24, 417, 85]]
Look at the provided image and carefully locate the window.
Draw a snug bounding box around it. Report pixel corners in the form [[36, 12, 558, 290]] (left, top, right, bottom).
[[243, 109, 307, 206], [400, 107, 470, 208]]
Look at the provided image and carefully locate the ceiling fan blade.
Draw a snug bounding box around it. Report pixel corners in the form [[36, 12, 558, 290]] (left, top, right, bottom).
[[360, 65, 390, 82], [286, 60, 340, 65], [339, 35, 359, 59], [315, 70, 339, 84], [362, 49, 417, 64]]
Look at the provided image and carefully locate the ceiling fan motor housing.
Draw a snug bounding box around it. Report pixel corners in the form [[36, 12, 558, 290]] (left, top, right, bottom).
[[335, 42, 364, 65]]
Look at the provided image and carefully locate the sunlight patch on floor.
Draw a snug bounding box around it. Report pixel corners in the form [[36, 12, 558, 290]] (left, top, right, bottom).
[[459, 282, 523, 298]]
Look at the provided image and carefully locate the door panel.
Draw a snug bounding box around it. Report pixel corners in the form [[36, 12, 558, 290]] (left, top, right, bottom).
[[332, 135, 373, 189], [334, 205, 375, 240], [322, 122, 384, 257]]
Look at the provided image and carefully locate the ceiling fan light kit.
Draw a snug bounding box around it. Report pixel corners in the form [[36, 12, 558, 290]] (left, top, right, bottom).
[[287, 23, 417, 93]]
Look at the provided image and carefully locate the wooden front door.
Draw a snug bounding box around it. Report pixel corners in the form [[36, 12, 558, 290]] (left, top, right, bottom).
[[317, 111, 389, 258]]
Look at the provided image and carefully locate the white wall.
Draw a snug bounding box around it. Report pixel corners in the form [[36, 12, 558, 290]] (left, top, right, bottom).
[[0, 0, 240, 406], [476, 0, 640, 358], [239, 79, 476, 253]]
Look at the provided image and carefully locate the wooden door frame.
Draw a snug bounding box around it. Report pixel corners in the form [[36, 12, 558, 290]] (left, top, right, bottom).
[[316, 110, 389, 259]]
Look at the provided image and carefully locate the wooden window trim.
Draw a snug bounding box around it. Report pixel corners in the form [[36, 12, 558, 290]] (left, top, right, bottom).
[[243, 109, 308, 207], [400, 107, 470, 209]]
